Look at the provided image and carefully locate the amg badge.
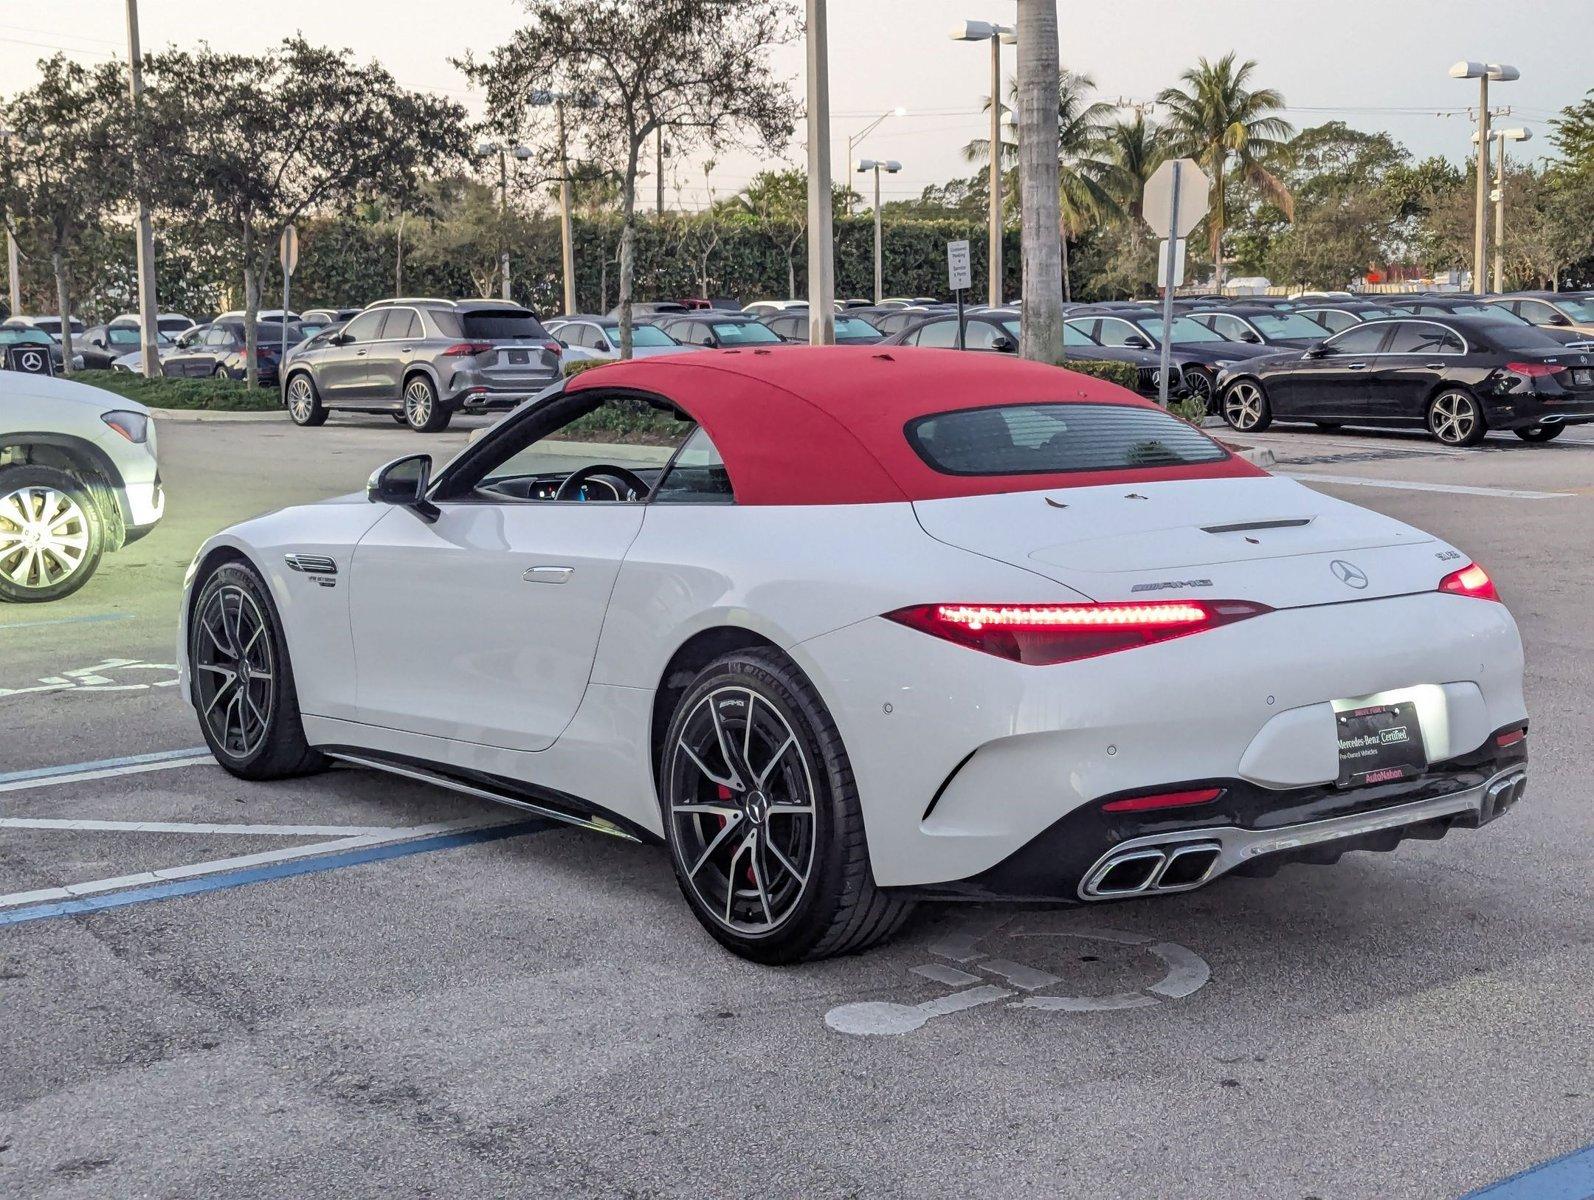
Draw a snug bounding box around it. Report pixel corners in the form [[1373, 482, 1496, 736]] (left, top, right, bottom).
[[1131, 578, 1213, 593]]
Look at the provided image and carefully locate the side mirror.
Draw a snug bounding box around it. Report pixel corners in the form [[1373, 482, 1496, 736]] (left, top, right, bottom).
[[703, 336, 719, 349], [367, 454, 439, 522], [1305, 344, 1331, 359], [332, 331, 353, 346], [990, 336, 1016, 353], [554, 338, 569, 349], [1239, 330, 1262, 343], [596, 339, 611, 352], [1123, 334, 1151, 349], [91, 336, 106, 349], [1547, 313, 1571, 326]]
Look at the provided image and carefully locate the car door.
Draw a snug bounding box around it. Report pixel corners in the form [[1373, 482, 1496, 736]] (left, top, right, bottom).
[[364, 306, 417, 401], [1365, 320, 1465, 424], [320, 309, 385, 400], [346, 401, 656, 752], [1270, 322, 1391, 419]]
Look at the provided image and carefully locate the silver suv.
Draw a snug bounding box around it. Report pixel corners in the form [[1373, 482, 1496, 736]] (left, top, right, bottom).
[[281, 298, 561, 433]]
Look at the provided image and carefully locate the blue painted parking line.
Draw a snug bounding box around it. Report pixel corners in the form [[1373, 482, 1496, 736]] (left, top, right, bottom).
[[1464, 1142, 1594, 1199], [0, 612, 133, 632], [0, 817, 550, 926], [0, 747, 211, 786]]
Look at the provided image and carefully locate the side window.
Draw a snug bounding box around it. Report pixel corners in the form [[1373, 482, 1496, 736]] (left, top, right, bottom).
[[340, 310, 385, 343], [1516, 300, 1555, 324], [1209, 314, 1247, 340], [589, 325, 613, 351], [1094, 319, 1141, 348], [384, 309, 419, 341], [963, 321, 1002, 350], [1385, 323, 1460, 355], [652, 426, 734, 504], [1325, 323, 1391, 355], [1062, 321, 1096, 347], [1312, 310, 1356, 333], [204, 326, 232, 347], [914, 319, 959, 348]]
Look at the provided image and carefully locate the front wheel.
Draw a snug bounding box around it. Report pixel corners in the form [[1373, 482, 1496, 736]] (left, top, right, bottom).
[[0, 465, 106, 603], [1221, 379, 1272, 432], [1182, 367, 1216, 413], [403, 375, 451, 433], [660, 648, 912, 963], [189, 561, 326, 780], [1515, 424, 1564, 443], [284, 373, 328, 427], [212, 365, 231, 380], [1428, 389, 1487, 446]]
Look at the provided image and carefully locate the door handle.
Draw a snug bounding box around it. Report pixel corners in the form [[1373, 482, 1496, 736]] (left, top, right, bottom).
[[356, 349, 368, 356], [523, 565, 573, 584], [1347, 362, 1368, 370], [400, 344, 414, 353], [1424, 362, 1445, 369]]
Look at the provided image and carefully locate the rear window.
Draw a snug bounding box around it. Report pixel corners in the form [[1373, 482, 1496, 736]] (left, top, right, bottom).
[[906, 403, 1229, 476], [1481, 324, 1566, 351], [458, 309, 549, 340], [617, 323, 677, 347]]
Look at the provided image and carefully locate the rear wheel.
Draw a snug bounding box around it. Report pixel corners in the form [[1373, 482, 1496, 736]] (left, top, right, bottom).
[[1182, 367, 1216, 413], [391, 413, 408, 426], [189, 561, 325, 780], [661, 648, 912, 963], [212, 365, 230, 380], [403, 375, 450, 433], [1427, 389, 1487, 446], [1515, 424, 1564, 443], [0, 465, 106, 603], [284, 373, 328, 427], [1221, 379, 1272, 432]]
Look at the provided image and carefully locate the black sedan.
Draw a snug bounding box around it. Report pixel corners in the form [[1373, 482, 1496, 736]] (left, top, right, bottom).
[[1063, 307, 1273, 409], [161, 319, 306, 385], [1183, 305, 1335, 350], [1215, 315, 1594, 446], [762, 312, 883, 344], [651, 313, 786, 348], [1293, 300, 1397, 334]]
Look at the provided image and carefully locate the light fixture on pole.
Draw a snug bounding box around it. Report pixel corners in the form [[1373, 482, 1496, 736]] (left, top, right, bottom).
[[1450, 60, 1519, 296], [476, 139, 535, 301], [843, 107, 905, 215], [1474, 126, 1531, 293], [856, 158, 901, 304], [951, 19, 1015, 307]]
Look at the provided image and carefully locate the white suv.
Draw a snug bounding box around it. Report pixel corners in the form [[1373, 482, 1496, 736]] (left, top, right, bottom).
[[0, 372, 164, 602]]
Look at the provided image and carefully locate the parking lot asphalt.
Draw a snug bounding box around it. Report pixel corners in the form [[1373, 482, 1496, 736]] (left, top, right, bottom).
[[1, 409, 1591, 1199]]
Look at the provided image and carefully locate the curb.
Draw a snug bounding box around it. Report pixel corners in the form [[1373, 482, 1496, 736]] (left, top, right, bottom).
[[148, 407, 285, 423], [1235, 446, 1276, 469]]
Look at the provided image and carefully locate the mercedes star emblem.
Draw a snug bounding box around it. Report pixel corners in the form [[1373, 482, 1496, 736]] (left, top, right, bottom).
[[1330, 559, 1369, 589]]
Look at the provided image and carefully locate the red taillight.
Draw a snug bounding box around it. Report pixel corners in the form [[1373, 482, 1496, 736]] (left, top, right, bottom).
[[441, 341, 493, 357], [1102, 787, 1224, 814], [1505, 361, 1567, 378], [1496, 728, 1526, 748], [543, 340, 562, 354], [883, 600, 1272, 665], [1438, 562, 1499, 602]]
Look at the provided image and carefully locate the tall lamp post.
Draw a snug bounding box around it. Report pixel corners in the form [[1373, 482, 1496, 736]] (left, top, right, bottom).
[[951, 19, 1014, 307], [1450, 60, 1519, 296], [1475, 126, 1531, 293], [476, 139, 534, 301], [805, 0, 835, 345], [124, 0, 161, 376], [842, 107, 905, 215], [0, 127, 18, 319], [856, 159, 901, 304]]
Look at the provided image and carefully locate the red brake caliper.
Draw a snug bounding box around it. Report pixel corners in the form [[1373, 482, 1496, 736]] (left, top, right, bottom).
[[716, 784, 756, 884]]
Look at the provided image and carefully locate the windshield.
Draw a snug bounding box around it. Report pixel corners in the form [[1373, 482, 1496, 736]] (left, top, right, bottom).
[[711, 321, 781, 344], [1555, 297, 1594, 321], [1254, 312, 1332, 339], [1058, 321, 1101, 347], [835, 317, 881, 339], [1142, 316, 1224, 344], [0, 329, 51, 346], [612, 323, 678, 347], [1443, 304, 1524, 324]]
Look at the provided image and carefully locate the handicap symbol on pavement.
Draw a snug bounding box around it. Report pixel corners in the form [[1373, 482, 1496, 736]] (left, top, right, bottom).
[[0, 658, 180, 698]]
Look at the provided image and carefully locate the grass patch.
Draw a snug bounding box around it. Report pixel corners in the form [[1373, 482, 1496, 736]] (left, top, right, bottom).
[[71, 372, 281, 412]]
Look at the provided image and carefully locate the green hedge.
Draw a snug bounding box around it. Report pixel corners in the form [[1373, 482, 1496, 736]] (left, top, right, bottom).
[[73, 371, 282, 411], [1055, 359, 1139, 391]]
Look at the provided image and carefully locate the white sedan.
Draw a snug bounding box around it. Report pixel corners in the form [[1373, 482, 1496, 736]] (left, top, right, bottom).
[[177, 348, 1528, 962]]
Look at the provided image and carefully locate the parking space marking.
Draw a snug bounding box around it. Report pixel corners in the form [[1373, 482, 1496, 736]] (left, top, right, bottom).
[[1464, 1141, 1594, 1199], [0, 657, 181, 697], [0, 747, 212, 793], [0, 817, 405, 836], [0, 612, 133, 632], [1282, 472, 1570, 500], [0, 817, 550, 925]]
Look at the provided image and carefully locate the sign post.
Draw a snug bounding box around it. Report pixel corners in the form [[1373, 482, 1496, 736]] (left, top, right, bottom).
[[1142, 158, 1210, 407], [279, 224, 299, 392], [947, 239, 972, 351]]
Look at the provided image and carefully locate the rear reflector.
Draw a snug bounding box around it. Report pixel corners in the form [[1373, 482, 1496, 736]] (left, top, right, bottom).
[[1102, 787, 1224, 814], [884, 600, 1272, 665], [1506, 361, 1567, 378], [1438, 562, 1499, 602], [1496, 729, 1526, 748]]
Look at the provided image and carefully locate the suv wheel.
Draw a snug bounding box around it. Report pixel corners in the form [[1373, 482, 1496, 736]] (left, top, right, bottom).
[[403, 375, 451, 433], [0, 465, 107, 603], [285, 373, 328, 427]]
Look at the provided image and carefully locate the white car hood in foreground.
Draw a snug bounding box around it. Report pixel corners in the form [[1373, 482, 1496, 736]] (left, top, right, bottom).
[[913, 476, 1447, 609]]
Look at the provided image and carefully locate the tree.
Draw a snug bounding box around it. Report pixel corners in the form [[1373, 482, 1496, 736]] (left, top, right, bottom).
[[1550, 88, 1594, 170], [144, 39, 467, 384], [1015, 0, 1062, 363], [463, 0, 800, 357], [1157, 54, 1294, 287], [732, 170, 809, 299], [0, 56, 129, 373]]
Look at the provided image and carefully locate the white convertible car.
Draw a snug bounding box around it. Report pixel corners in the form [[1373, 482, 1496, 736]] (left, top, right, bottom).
[[179, 348, 1528, 962]]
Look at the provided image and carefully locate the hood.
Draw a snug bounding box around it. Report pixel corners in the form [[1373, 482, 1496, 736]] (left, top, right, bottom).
[[0, 372, 149, 418], [913, 475, 1448, 611], [1174, 340, 1277, 364]]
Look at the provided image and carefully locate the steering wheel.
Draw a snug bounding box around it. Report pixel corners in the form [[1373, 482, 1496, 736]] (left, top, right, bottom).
[[553, 463, 650, 502]]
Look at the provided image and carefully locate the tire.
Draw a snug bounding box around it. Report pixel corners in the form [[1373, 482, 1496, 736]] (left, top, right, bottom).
[[660, 647, 913, 963], [1182, 367, 1216, 413], [391, 413, 408, 425], [1515, 424, 1564, 443], [1220, 379, 1272, 432], [284, 373, 328, 427], [0, 465, 107, 603], [213, 365, 231, 380], [189, 561, 326, 780], [1427, 389, 1487, 446], [402, 375, 451, 433]]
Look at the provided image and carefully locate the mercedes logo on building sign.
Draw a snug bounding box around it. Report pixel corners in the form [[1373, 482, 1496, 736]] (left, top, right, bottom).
[[1331, 559, 1369, 589]]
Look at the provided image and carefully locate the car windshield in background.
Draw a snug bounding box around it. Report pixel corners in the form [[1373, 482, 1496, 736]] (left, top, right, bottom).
[[1255, 312, 1331, 338], [711, 321, 781, 344], [621, 324, 678, 347], [1142, 316, 1224, 344], [1555, 298, 1594, 321], [835, 317, 880, 338], [1480, 324, 1568, 351], [108, 327, 141, 345], [906, 402, 1229, 476], [459, 310, 549, 340], [0, 329, 52, 346], [1446, 303, 1521, 322]]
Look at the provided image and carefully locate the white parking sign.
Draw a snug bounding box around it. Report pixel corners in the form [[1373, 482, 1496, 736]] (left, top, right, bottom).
[[947, 240, 972, 293]]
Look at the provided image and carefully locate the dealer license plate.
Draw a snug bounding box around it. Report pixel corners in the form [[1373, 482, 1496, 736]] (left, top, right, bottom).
[[1336, 701, 1427, 788]]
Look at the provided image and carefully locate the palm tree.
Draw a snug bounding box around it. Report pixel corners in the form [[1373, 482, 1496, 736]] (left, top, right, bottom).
[[1157, 53, 1294, 287], [1098, 111, 1166, 223]]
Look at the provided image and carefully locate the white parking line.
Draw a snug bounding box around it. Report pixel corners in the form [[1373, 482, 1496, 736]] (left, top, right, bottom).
[[1282, 472, 1570, 500], [0, 751, 214, 794], [0, 818, 403, 836]]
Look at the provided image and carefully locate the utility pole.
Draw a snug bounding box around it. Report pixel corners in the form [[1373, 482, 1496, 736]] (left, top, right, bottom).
[[557, 100, 576, 316], [987, 32, 1003, 306], [124, 0, 161, 377], [805, 0, 835, 344], [498, 148, 511, 300], [1484, 126, 1531, 294], [1450, 61, 1518, 296]]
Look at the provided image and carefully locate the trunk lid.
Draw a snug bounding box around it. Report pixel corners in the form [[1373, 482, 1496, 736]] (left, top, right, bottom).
[[913, 476, 1443, 610]]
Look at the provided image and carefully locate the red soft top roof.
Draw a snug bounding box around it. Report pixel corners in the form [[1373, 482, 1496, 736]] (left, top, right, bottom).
[[565, 346, 1264, 505]]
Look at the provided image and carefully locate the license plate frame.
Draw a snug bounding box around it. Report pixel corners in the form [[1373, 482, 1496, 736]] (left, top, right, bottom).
[[1572, 367, 1593, 387], [1335, 700, 1427, 788], [504, 348, 530, 366]]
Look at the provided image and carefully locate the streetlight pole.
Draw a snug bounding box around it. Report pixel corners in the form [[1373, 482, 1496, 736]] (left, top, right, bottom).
[[842, 107, 905, 216], [0, 128, 18, 320], [124, 0, 161, 377], [1451, 60, 1518, 296], [805, 0, 835, 345], [1481, 127, 1532, 293], [857, 159, 901, 304], [952, 20, 1014, 307]]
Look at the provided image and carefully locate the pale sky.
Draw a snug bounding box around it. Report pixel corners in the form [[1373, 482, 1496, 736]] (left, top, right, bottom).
[[4, 0, 1588, 208]]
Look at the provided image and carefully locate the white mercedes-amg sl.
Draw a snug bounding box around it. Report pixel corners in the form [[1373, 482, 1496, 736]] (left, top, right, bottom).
[[179, 347, 1528, 962]]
